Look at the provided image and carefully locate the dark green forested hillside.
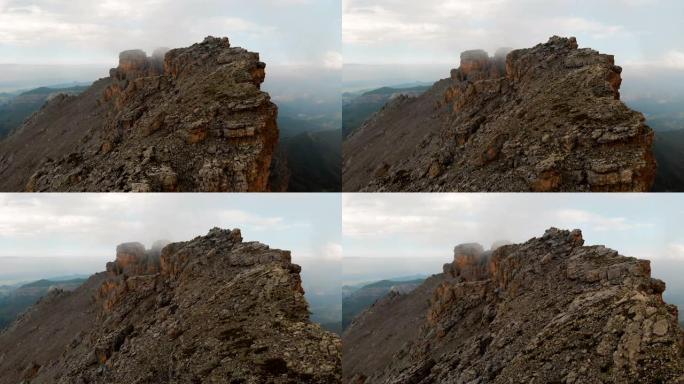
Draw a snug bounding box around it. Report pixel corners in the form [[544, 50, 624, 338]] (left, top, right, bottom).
[[653, 129, 684, 192], [0, 278, 85, 329], [0, 86, 87, 138], [281, 129, 341, 192], [342, 85, 429, 138]]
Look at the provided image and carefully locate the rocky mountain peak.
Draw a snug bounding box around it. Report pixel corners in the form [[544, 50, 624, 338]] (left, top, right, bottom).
[[546, 35, 579, 49], [343, 228, 683, 383], [504, 36, 622, 99], [112, 49, 164, 81], [0, 228, 340, 383], [443, 242, 489, 281], [342, 36, 655, 192], [0, 36, 281, 192], [107, 242, 154, 276], [452, 49, 507, 82]]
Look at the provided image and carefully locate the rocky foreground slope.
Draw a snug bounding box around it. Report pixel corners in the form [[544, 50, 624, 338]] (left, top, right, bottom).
[[343, 228, 683, 383], [0, 228, 340, 383], [343, 37, 656, 192], [0, 37, 280, 192]]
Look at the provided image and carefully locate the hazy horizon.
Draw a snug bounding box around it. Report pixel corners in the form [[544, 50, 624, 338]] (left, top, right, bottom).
[[0, 194, 341, 321], [0, 0, 342, 109], [342, 0, 684, 118], [342, 59, 684, 95], [343, 193, 684, 321], [344, 0, 684, 67], [0, 0, 340, 67]]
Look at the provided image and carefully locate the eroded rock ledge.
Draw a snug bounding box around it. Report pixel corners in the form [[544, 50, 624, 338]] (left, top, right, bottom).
[[343, 228, 683, 383], [342, 36, 656, 192], [15, 36, 279, 192]]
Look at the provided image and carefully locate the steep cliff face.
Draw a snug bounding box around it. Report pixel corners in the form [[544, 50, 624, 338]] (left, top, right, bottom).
[[343, 228, 683, 383], [0, 36, 280, 192], [343, 37, 656, 192], [0, 228, 340, 383]]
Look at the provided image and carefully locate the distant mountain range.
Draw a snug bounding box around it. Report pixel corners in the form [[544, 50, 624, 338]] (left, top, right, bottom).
[[0, 277, 86, 329], [627, 97, 684, 133], [342, 277, 425, 330], [342, 85, 430, 138], [0, 85, 88, 138]]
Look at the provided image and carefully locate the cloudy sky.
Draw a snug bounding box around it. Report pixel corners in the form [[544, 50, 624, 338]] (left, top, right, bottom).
[[0, 194, 341, 284], [0, 0, 341, 92], [343, 193, 684, 260], [343, 0, 684, 67], [0, 0, 340, 67]]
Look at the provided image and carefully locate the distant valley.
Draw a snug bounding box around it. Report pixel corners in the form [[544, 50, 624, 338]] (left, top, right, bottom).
[[0, 277, 86, 329], [627, 98, 684, 192], [342, 84, 429, 138], [342, 277, 425, 330], [280, 128, 341, 192], [0, 85, 88, 138]]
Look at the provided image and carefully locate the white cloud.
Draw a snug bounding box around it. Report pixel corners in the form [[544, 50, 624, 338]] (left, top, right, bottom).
[[323, 50, 343, 69], [662, 50, 684, 69], [271, 0, 312, 4], [218, 209, 286, 231], [321, 242, 343, 260], [555, 209, 651, 231], [0, 194, 340, 296], [343, 5, 445, 44], [0, 0, 336, 67], [551, 17, 626, 39], [95, 0, 168, 19], [664, 244, 684, 260], [0, 4, 105, 44], [342, 0, 684, 68], [0, 211, 96, 235], [342, 194, 670, 262], [342, 0, 515, 45], [440, 0, 507, 16], [343, 3, 627, 45], [0, 195, 310, 258], [342, 193, 485, 239]]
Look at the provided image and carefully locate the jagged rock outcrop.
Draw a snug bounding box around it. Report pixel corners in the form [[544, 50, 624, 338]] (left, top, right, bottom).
[[343, 228, 683, 383], [0, 228, 340, 383], [343, 36, 656, 192], [0, 36, 281, 192]]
